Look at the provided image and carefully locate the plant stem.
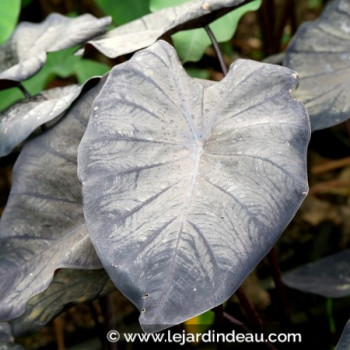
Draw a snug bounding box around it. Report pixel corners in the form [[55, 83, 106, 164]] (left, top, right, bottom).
[[267, 247, 292, 328], [18, 84, 31, 99], [223, 311, 250, 332], [235, 287, 264, 332], [276, 0, 296, 48], [213, 305, 225, 350], [89, 302, 109, 350], [99, 296, 118, 350], [105, 294, 118, 350], [258, 0, 276, 56], [204, 25, 228, 76], [344, 120, 350, 140], [311, 156, 350, 175], [213, 304, 225, 328], [326, 298, 336, 334], [236, 287, 278, 350], [53, 316, 66, 350]]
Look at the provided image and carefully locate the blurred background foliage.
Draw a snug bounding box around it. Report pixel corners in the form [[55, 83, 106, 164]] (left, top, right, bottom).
[[0, 0, 326, 112]]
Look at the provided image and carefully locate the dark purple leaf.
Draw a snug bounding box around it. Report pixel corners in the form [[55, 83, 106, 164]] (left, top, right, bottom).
[[0, 323, 23, 350], [80, 0, 253, 58], [78, 40, 310, 332], [284, 0, 350, 131], [11, 269, 115, 337], [283, 250, 350, 298], [0, 77, 107, 322], [0, 78, 99, 157]]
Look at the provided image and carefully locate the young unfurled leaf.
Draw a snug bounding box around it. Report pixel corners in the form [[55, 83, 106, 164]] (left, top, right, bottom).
[[78, 40, 310, 332], [0, 77, 107, 323], [284, 0, 350, 131], [0, 13, 111, 89], [80, 0, 252, 59], [283, 250, 350, 298]]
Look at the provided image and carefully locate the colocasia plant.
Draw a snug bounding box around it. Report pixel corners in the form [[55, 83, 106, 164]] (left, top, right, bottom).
[[0, 0, 349, 348]]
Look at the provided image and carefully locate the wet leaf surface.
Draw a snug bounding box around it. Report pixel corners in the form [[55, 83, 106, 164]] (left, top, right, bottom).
[[78, 40, 310, 332]]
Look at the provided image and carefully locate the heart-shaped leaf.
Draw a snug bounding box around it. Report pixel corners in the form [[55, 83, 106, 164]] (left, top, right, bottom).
[[284, 0, 350, 131], [0, 13, 111, 89], [0, 77, 107, 322], [283, 250, 350, 298], [0, 78, 100, 157], [80, 0, 253, 59], [0, 323, 23, 350], [11, 269, 115, 337], [78, 40, 310, 332], [336, 319, 350, 350]]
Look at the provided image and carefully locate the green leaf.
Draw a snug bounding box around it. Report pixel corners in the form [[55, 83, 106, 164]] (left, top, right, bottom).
[[308, 0, 322, 9], [95, 0, 150, 25], [0, 0, 20, 45], [0, 88, 23, 112], [185, 67, 210, 79], [21, 0, 32, 8], [22, 47, 109, 95], [74, 60, 110, 84], [152, 0, 262, 63], [0, 47, 109, 112], [184, 310, 215, 334], [210, 0, 262, 41], [149, 0, 188, 11], [172, 29, 210, 62]]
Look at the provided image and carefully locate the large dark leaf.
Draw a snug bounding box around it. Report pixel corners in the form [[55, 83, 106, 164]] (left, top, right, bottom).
[[0, 78, 99, 157], [0, 13, 111, 89], [0, 77, 107, 322], [284, 0, 350, 131], [0, 323, 23, 350], [78, 40, 310, 332], [283, 250, 350, 298], [11, 269, 115, 337], [80, 0, 253, 58], [336, 319, 350, 350]]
